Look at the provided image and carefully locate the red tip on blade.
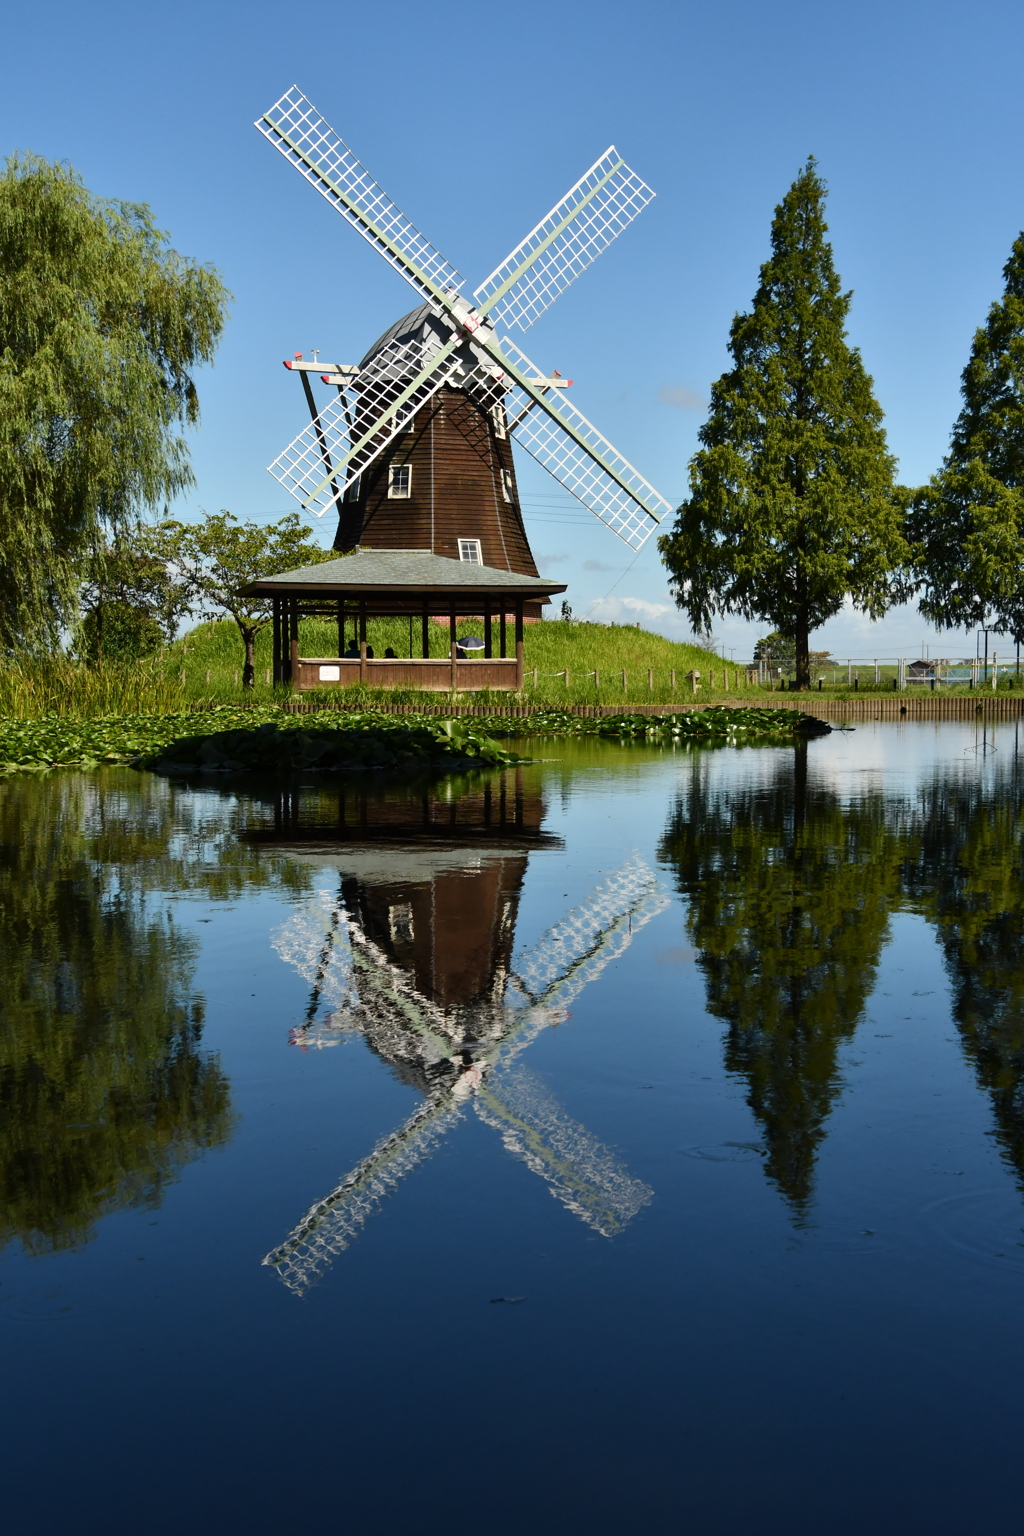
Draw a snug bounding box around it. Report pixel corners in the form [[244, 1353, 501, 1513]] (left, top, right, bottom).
[[321, 375, 333, 384], [283, 360, 294, 369], [294, 352, 303, 359], [566, 380, 573, 386]]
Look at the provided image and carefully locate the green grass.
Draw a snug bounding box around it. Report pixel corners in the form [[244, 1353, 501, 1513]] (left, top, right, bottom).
[[164, 616, 732, 707], [3, 617, 1021, 723]]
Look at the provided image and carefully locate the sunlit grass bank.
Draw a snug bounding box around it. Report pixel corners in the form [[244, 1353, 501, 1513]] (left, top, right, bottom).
[[166, 616, 724, 707], [1, 618, 1021, 722]]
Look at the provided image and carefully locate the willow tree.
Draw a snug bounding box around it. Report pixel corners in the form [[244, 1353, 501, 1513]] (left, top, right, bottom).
[[659, 160, 907, 689], [0, 154, 229, 651], [910, 235, 1024, 641]]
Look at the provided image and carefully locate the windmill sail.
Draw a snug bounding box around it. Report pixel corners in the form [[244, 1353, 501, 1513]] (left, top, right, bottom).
[[263, 1093, 465, 1293], [474, 148, 655, 333], [267, 335, 463, 514], [258, 87, 673, 550], [476, 1065, 652, 1237], [473, 338, 671, 550], [256, 86, 464, 307]]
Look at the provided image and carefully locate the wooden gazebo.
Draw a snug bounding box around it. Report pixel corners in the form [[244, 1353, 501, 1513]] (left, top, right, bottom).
[[242, 547, 566, 692]]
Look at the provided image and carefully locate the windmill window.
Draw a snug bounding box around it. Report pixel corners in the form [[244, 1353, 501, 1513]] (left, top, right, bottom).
[[344, 475, 360, 504], [501, 469, 514, 503], [389, 903, 414, 943], [491, 404, 507, 440], [388, 464, 412, 498], [458, 539, 482, 564]]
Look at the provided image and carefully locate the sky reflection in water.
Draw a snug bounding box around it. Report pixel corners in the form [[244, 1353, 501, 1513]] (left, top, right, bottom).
[[3, 721, 1024, 1534]]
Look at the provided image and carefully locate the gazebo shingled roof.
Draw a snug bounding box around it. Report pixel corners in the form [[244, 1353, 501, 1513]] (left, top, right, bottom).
[[241, 547, 566, 597]]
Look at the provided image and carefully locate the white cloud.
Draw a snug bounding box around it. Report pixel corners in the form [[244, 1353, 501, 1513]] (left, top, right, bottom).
[[536, 551, 571, 564], [590, 594, 677, 623], [583, 558, 615, 572], [658, 383, 705, 411]]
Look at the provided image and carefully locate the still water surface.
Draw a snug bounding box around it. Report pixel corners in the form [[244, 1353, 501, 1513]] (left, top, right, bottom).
[[3, 723, 1024, 1533]]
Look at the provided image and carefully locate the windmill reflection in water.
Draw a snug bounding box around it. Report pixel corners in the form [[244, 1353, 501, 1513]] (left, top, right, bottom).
[[251, 772, 665, 1295]]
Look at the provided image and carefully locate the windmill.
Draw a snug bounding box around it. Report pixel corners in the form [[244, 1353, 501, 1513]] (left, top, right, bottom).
[[262, 789, 667, 1296], [257, 87, 671, 574]]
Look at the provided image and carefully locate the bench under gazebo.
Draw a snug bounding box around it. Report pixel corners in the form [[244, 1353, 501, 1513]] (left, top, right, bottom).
[[242, 547, 567, 692]]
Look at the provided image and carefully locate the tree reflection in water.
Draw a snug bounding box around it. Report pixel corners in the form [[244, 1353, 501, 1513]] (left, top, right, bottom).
[[660, 735, 1024, 1216], [659, 744, 903, 1215], [0, 770, 311, 1255], [905, 756, 1024, 1189]]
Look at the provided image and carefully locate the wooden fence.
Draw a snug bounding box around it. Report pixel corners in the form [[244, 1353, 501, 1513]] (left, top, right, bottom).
[[279, 695, 1024, 721]]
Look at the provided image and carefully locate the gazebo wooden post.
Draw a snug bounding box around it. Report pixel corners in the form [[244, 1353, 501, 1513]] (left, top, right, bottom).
[[359, 598, 367, 683], [515, 600, 524, 691], [288, 597, 299, 685], [421, 597, 429, 659], [449, 601, 457, 692], [272, 598, 282, 685], [336, 599, 344, 659], [499, 607, 507, 660], [484, 597, 492, 659]]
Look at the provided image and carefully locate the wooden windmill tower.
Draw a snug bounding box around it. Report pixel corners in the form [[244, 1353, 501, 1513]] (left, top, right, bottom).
[[257, 87, 671, 579]]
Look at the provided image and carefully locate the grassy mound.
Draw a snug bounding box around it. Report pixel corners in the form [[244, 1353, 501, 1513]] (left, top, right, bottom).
[[146, 717, 518, 777], [166, 616, 722, 708]]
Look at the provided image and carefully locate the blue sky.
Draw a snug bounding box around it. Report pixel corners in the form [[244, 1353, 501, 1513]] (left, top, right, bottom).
[[4, 0, 1022, 660]]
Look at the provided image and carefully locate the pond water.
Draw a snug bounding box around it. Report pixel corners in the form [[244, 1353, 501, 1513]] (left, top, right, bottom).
[[3, 721, 1024, 1534]]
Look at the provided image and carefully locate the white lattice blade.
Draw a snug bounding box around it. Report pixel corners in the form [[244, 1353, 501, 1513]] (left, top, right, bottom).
[[257, 86, 464, 306], [476, 1067, 653, 1237], [263, 1096, 463, 1295], [490, 339, 671, 549], [267, 336, 460, 514], [474, 148, 654, 332]]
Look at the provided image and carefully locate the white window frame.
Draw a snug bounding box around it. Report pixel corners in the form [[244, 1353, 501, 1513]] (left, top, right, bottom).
[[501, 469, 514, 503], [389, 902, 414, 943], [491, 404, 507, 440], [388, 464, 412, 499], [458, 538, 482, 565]]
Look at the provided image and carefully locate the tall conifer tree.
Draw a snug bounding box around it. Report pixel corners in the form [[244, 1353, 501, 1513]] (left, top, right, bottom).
[[910, 235, 1024, 641], [660, 160, 906, 688]]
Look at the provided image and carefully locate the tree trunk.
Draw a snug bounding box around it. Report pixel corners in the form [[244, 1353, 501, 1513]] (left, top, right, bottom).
[[241, 626, 256, 690], [794, 608, 811, 690]]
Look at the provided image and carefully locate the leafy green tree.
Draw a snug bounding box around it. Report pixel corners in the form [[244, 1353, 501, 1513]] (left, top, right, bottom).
[[659, 160, 907, 689], [0, 154, 229, 652], [155, 510, 336, 688], [753, 632, 831, 672], [910, 234, 1024, 641], [753, 632, 796, 664], [79, 600, 164, 662], [77, 526, 191, 661]]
